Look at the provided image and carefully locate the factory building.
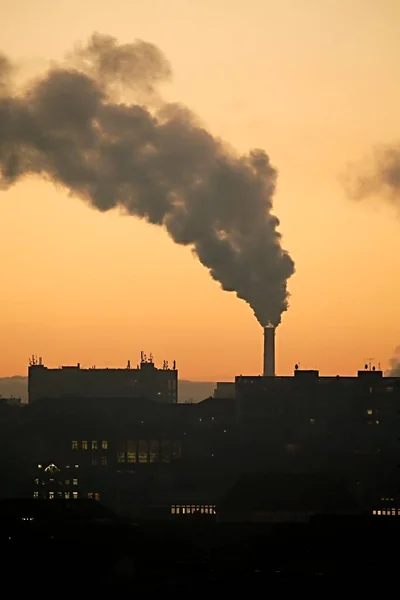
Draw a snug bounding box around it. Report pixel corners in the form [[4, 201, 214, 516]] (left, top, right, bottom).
[[28, 353, 178, 404]]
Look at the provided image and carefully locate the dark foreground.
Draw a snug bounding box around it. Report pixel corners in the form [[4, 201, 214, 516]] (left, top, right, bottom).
[[1, 499, 397, 589]]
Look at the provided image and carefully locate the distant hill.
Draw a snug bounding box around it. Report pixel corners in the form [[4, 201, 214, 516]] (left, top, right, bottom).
[[0, 377, 216, 404]]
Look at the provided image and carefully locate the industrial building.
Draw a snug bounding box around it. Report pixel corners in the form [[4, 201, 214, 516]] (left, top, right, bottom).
[[28, 352, 178, 404], [1, 327, 397, 521]]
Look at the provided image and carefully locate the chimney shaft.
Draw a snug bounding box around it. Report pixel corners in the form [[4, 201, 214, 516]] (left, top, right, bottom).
[[263, 326, 275, 376]]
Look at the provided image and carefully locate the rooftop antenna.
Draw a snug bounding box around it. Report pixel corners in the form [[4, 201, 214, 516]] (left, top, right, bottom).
[[364, 358, 375, 371], [173, 360, 176, 370], [127, 360, 131, 370], [149, 353, 153, 363]]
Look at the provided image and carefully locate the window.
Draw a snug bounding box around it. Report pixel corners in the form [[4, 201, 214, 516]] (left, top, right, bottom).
[[367, 409, 373, 415], [72, 478, 78, 486], [33, 492, 39, 499], [72, 441, 78, 450], [72, 492, 78, 499], [48, 492, 54, 500], [94, 493, 100, 501], [117, 452, 125, 463], [65, 492, 70, 499], [101, 456, 107, 466], [82, 441, 88, 450], [92, 441, 98, 450], [127, 452, 136, 464], [88, 492, 93, 500], [92, 459, 98, 466], [37, 464, 42, 469], [65, 479, 70, 485], [34, 478, 39, 485], [376, 420, 380, 425], [139, 440, 148, 463], [101, 440, 108, 450]]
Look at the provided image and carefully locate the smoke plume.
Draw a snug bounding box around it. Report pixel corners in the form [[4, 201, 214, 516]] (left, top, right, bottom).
[[345, 144, 400, 204], [0, 33, 294, 326], [386, 346, 400, 376]]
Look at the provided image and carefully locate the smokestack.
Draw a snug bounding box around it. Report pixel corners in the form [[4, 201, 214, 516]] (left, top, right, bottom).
[[263, 325, 275, 377]]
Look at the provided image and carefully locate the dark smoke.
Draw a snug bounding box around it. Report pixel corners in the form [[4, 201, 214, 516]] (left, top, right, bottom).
[[345, 144, 400, 204], [387, 347, 400, 377], [0, 33, 294, 326]]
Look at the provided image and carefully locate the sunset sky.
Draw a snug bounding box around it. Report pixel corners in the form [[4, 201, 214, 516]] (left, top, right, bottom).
[[1, 0, 400, 380]]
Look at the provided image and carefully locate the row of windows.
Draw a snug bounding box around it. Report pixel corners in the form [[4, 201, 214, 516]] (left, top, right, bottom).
[[72, 441, 108, 450], [170, 505, 216, 515], [33, 491, 100, 500], [373, 509, 400, 516], [34, 478, 79, 486]]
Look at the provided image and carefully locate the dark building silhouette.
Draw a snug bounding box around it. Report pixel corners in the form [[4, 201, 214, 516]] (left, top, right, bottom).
[[28, 352, 178, 404], [3, 360, 400, 522]]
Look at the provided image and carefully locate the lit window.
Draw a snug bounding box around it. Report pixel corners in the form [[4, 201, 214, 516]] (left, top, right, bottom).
[[117, 452, 125, 463], [367, 409, 373, 415], [72, 441, 78, 450], [37, 464, 42, 469], [92, 441, 98, 450], [101, 440, 108, 450], [33, 492, 39, 499], [49, 492, 54, 500], [377, 510, 381, 515], [171, 506, 176, 514], [310, 419, 315, 425], [372, 510, 376, 515], [88, 493, 93, 500], [94, 493, 100, 501], [101, 456, 107, 466], [376, 420, 380, 425], [72, 492, 78, 499], [75, 464, 79, 469], [65, 492, 70, 499], [127, 452, 136, 464], [34, 478, 39, 485], [82, 441, 88, 450], [72, 478, 78, 486]]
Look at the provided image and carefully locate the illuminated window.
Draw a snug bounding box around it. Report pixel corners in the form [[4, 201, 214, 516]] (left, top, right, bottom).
[[72, 441, 78, 450], [94, 493, 100, 501], [127, 452, 136, 464], [88, 493, 93, 499], [72, 492, 78, 499], [139, 440, 148, 463], [49, 492, 54, 500], [34, 478, 39, 485], [92, 441, 98, 450], [75, 464, 79, 469], [377, 510, 381, 515], [33, 492, 39, 499], [72, 478, 78, 486], [82, 441, 88, 450], [101, 440, 108, 450], [376, 420, 380, 425], [310, 419, 315, 425], [65, 492, 70, 499], [101, 456, 107, 466], [117, 452, 125, 463], [367, 409, 373, 415], [171, 506, 176, 514], [37, 464, 42, 469]]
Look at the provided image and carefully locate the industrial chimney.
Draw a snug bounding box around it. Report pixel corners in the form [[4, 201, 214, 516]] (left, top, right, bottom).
[[263, 324, 275, 376]]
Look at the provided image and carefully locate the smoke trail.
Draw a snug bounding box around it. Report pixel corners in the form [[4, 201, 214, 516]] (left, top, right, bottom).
[[386, 346, 400, 376], [345, 144, 400, 204], [0, 33, 294, 326]]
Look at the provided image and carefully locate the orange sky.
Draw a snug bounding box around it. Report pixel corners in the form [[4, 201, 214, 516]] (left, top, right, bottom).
[[1, 0, 400, 380]]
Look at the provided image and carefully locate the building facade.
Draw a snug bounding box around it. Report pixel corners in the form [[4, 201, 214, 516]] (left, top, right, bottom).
[[28, 354, 178, 404]]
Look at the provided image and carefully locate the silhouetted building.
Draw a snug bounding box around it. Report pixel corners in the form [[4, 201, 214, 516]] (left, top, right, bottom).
[[28, 353, 178, 404]]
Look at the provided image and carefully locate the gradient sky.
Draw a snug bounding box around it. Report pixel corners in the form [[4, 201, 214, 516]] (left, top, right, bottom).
[[1, 0, 400, 380]]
